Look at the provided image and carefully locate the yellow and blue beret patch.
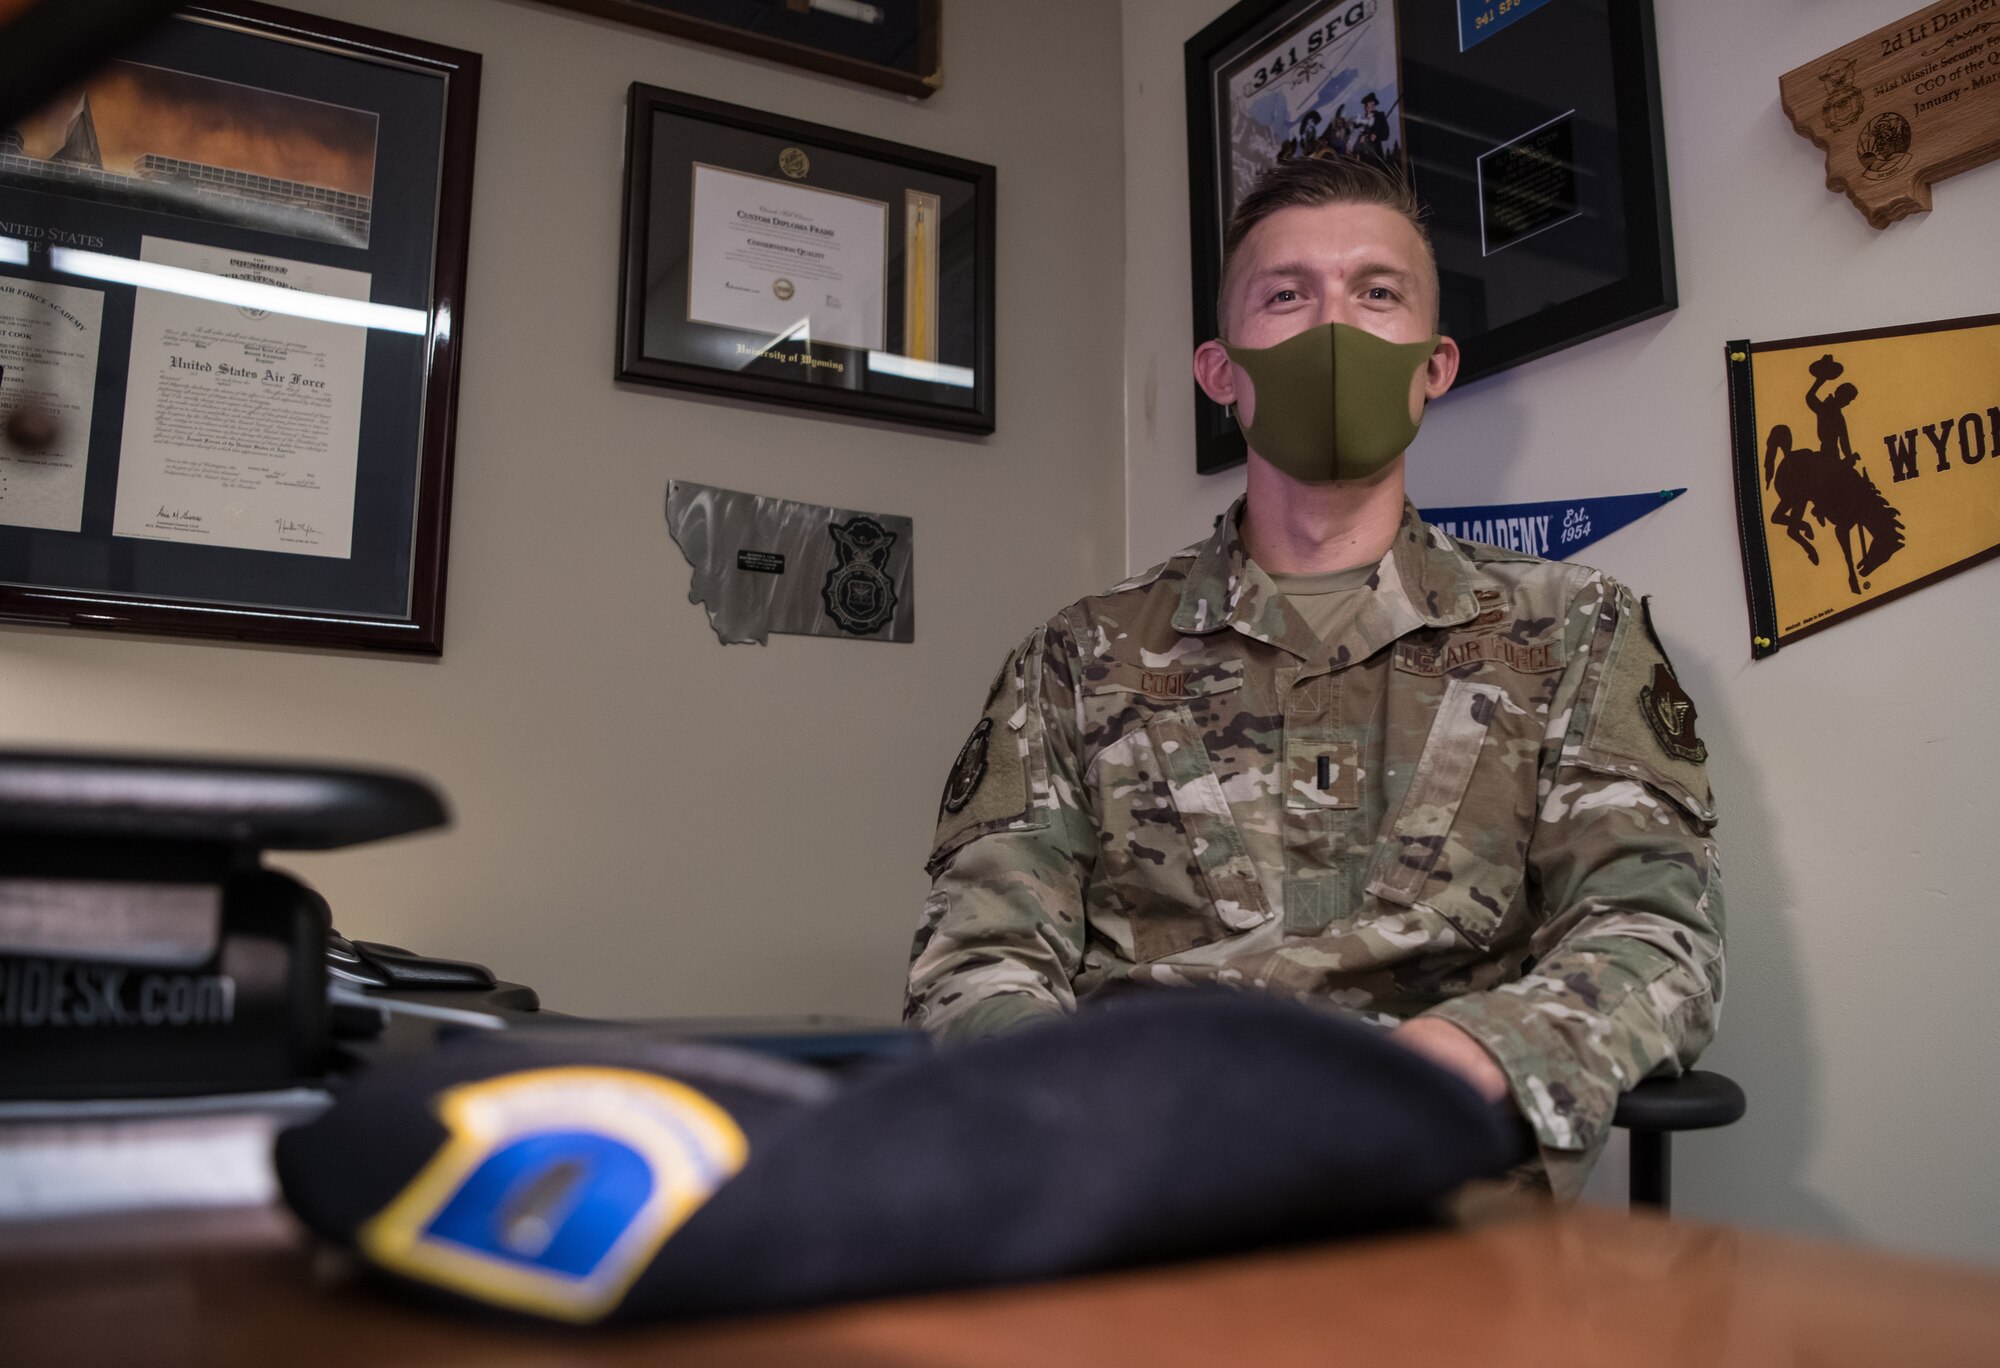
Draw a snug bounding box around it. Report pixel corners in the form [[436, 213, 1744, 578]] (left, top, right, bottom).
[[357, 1066, 747, 1323]]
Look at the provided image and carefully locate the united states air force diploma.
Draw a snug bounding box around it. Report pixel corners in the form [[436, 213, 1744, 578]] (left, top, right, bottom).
[[111, 237, 368, 559], [686, 164, 888, 353], [0, 278, 102, 533]]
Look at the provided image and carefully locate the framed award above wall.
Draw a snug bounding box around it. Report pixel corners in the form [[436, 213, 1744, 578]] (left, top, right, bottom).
[[535, 0, 942, 99], [617, 84, 996, 434], [0, 3, 479, 653], [1185, 0, 1677, 474]]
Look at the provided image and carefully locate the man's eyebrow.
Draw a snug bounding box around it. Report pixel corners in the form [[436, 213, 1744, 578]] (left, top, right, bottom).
[[1241, 260, 1317, 288], [1241, 259, 1420, 290], [1346, 260, 1419, 288]]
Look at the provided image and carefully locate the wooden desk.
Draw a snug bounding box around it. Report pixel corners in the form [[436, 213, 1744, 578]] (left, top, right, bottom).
[[4, 1203, 1998, 1367]]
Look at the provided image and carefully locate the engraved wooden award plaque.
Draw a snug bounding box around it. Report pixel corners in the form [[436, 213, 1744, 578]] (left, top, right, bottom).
[[1779, 4, 2000, 227]]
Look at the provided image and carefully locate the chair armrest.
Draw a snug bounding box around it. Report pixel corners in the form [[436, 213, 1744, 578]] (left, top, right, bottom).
[[1612, 1069, 1746, 1133]]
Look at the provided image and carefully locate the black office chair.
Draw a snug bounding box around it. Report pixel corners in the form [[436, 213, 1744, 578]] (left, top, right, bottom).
[[1611, 1069, 1746, 1211]]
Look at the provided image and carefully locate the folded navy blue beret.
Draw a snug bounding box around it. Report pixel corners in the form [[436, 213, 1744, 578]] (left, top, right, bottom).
[[276, 992, 1518, 1324]]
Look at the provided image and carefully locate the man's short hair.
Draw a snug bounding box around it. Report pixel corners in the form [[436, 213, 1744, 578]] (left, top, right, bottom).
[[1217, 154, 1438, 336]]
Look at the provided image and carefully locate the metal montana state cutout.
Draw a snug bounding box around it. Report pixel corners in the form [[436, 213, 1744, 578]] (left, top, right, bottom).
[[666, 482, 914, 644]]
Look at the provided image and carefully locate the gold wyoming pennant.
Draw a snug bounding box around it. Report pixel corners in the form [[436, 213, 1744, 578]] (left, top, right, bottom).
[[1727, 313, 2000, 658]]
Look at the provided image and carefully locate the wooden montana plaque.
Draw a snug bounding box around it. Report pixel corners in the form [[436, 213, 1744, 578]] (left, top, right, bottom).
[[1779, 3, 2000, 227]]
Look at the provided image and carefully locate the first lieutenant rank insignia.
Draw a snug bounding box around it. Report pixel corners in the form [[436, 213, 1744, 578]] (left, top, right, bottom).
[[357, 1067, 748, 1323]]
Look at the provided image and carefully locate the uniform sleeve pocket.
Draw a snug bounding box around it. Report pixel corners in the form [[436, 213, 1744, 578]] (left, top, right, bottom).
[[1364, 678, 1523, 947]]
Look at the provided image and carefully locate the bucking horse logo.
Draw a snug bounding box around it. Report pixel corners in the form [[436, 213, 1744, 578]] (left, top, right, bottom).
[[1763, 353, 1906, 595]]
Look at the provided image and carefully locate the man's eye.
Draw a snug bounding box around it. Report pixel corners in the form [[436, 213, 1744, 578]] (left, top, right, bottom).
[[1269, 288, 1300, 304], [1365, 286, 1399, 302]]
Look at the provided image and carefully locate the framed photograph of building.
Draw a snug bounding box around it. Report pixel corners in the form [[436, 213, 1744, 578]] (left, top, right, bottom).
[[1185, 0, 1676, 474], [618, 84, 995, 434], [0, 3, 479, 653], [535, 0, 942, 99]]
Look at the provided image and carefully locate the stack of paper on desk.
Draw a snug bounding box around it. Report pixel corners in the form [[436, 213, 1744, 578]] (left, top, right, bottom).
[[0, 1087, 327, 1221]]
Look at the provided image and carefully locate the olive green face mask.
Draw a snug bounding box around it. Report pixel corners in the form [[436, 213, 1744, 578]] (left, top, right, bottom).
[[1222, 322, 1439, 483]]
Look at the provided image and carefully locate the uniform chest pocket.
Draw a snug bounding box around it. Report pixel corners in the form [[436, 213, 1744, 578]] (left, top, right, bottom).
[[1363, 678, 1533, 948], [1083, 664, 1273, 961]]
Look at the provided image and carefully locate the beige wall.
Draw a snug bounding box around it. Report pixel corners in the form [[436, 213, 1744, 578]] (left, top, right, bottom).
[[1122, 0, 2000, 1265], [0, 0, 1126, 1020]]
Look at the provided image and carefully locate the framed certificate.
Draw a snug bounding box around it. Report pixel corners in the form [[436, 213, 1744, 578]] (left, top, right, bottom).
[[618, 85, 995, 434], [533, 0, 942, 100], [1185, 0, 1676, 474], [0, 3, 479, 653]]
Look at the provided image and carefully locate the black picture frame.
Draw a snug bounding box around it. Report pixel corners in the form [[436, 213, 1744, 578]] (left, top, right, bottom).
[[1185, 0, 1676, 474], [618, 84, 996, 435], [536, 0, 942, 99], [0, 2, 479, 653]]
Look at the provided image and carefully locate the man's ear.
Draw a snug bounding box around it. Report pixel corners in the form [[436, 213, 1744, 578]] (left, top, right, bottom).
[[1193, 339, 1237, 407], [1422, 334, 1461, 402]]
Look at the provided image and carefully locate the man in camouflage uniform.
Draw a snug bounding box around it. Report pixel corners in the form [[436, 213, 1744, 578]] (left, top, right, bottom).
[[905, 158, 1721, 1198]]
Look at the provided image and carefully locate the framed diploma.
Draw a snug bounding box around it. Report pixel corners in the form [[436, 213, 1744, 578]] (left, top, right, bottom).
[[0, 3, 478, 653], [534, 0, 942, 100], [618, 84, 995, 434], [1185, 0, 1676, 473]]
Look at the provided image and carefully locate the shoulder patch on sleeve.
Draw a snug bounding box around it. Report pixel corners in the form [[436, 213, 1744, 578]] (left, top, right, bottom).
[[929, 628, 1050, 870], [1577, 593, 1715, 822], [939, 719, 993, 815]]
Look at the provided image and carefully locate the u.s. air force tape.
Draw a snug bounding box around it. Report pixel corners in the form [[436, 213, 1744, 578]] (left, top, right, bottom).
[[276, 994, 1518, 1324]]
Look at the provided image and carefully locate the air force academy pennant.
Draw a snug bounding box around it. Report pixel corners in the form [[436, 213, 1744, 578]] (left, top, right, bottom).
[[1420, 490, 1684, 561]]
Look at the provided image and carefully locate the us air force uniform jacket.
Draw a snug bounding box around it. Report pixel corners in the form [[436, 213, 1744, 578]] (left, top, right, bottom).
[[905, 500, 1724, 1197]]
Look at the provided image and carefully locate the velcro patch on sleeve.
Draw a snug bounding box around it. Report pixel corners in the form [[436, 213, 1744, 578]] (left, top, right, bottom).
[[1576, 593, 1715, 822], [930, 629, 1048, 866]]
